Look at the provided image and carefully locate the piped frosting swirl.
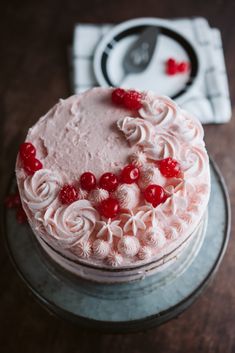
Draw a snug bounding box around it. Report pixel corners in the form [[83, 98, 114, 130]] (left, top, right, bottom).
[[42, 200, 99, 247], [117, 117, 154, 146], [22, 169, 62, 211]]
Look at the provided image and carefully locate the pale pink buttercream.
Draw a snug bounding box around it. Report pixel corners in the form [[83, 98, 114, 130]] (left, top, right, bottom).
[[118, 236, 140, 257], [16, 88, 210, 275], [92, 239, 111, 259], [88, 187, 109, 205], [113, 183, 140, 209], [42, 199, 99, 247], [24, 88, 137, 182], [96, 219, 123, 243], [139, 93, 177, 126], [117, 116, 154, 146]]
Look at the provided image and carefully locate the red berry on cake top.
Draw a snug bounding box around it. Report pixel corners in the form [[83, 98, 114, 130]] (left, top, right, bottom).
[[24, 158, 43, 175], [99, 198, 120, 218], [159, 157, 181, 178], [99, 172, 118, 192], [80, 172, 97, 191], [19, 142, 36, 161], [112, 88, 126, 105], [123, 90, 143, 110], [120, 164, 140, 184], [144, 184, 167, 207], [59, 185, 79, 204]]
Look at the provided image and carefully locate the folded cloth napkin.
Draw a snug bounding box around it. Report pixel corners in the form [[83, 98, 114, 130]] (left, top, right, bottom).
[[71, 17, 231, 124]]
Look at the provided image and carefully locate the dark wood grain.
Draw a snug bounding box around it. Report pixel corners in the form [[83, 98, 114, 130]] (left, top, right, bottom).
[[1, 1, 235, 352]]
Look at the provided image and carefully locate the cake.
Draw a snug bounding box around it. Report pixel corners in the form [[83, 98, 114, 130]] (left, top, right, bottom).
[[15, 88, 210, 283]]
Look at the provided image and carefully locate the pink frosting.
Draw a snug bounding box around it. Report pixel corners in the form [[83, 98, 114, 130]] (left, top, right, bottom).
[[118, 236, 140, 257], [16, 88, 210, 271], [22, 169, 62, 211], [129, 150, 147, 167], [70, 240, 92, 259], [138, 165, 166, 190], [88, 188, 109, 205], [139, 93, 177, 126], [24, 88, 136, 182], [117, 116, 154, 146], [92, 239, 110, 259], [113, 183, 140, 209], [42, 200, 99, 248]]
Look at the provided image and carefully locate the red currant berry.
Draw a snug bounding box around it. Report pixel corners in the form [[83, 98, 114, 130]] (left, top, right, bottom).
[[166, 58, 177, 75], [99, 172, 118, 192], [80, 172, 96, 191], [99, 198, 120, 218], [123, 90, 143, 110], [159, 157, 181, 178], [121, 164, 140, 184], [177, 61, 189, 73], [144, 184, 167, 207], [59, 185, 79, 204], [16, 207, 28, 224], [5, 193, 21, 209], [19, 142, 36, 161], [24, 158, 43, 175], [167, 58, 176, 66], [112, 88, 126, 105]]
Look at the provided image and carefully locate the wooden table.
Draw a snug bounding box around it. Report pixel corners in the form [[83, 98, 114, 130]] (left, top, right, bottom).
[[1, 1, 234, 352]]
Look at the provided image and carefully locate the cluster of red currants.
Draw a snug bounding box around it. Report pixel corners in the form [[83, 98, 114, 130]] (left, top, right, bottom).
[[166, 58, 190, 76]]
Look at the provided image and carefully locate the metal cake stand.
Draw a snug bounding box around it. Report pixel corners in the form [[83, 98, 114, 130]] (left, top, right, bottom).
[[3, 159, 230, 333]]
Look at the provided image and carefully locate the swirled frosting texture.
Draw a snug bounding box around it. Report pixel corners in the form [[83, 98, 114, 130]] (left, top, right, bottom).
[[43, 200, 99, 247], [22, 169, 62, 211], [117, 117, 153, 146], [16, 88, 210, 270]]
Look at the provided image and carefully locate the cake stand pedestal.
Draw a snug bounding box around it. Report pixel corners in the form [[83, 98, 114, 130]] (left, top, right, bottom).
[[3, 159, 230, 333]]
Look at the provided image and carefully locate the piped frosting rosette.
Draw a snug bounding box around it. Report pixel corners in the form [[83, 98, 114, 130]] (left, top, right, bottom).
[[42, 200, 99, 248], [139, 93, 178, 127], [22, 169, 62, 211], [117, 116, 154, 146]]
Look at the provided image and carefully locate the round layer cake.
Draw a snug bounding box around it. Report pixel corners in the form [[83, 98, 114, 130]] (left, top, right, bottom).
[[15, 88, 210, 283]]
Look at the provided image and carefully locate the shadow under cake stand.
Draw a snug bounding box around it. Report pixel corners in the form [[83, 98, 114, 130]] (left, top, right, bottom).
[[3, 159, 230, 333]]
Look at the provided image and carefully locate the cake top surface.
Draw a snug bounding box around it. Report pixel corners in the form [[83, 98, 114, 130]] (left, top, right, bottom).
[[16, 87, 210, 268], [25, 88, 139, 182]]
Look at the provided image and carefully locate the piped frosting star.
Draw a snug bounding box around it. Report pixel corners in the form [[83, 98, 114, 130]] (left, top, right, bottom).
[[163, 179, 193, 214], [138, 204, 160, 228], [96, 219, 123, 243], [121, 210, 146, 236]]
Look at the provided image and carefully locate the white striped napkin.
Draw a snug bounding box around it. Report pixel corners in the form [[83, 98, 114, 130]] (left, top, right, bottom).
[[71, 18, 231, 124]]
